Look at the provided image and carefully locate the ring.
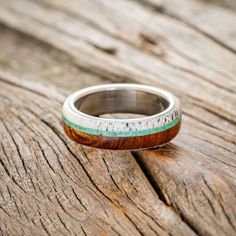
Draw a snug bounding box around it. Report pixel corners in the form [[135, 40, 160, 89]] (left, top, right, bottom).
[[62, 84, 181, 150]]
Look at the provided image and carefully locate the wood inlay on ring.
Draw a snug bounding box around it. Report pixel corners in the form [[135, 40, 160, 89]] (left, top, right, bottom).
[[63, 121, 181, 150]]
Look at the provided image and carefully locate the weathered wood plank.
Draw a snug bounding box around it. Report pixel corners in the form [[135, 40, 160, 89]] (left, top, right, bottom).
[[1, 0, 236, 166], [1, 0, 236, 126], [0, 72, 195, 235], [29, 0, 236, 91], [0, 0, 236, 235], [136, 146, 236, 236], [0, 23, 235, 236], [141, 0, 236, 51], [1, 3, 236, 166]]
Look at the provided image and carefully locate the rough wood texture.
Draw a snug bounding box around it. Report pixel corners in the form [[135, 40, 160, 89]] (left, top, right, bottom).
[[0, 0, 236, 235]]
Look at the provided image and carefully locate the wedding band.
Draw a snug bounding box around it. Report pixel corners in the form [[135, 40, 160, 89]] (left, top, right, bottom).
[[62, 84, 181, 150]]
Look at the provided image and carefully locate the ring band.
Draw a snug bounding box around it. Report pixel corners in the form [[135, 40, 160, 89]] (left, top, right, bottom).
[[62, 84, 181, 150]]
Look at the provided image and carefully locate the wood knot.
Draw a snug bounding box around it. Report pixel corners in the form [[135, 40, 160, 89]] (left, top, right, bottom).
[[89, 42, 117, 55], [140, 32, 157, 46], [139, 32, 166, 58]]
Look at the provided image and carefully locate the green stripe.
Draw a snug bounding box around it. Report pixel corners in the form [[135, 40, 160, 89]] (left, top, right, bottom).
[[63, 116, 181, 137]]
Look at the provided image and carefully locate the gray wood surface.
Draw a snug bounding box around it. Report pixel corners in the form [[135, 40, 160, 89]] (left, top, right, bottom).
[[0, 0, 236, 235]]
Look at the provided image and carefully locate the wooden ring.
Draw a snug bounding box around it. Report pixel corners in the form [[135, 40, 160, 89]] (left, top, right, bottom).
[[62, 84, 181, 150]]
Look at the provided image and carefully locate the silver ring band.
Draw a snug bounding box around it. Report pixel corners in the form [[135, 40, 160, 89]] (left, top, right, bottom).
[[62, 84, 181, 149]]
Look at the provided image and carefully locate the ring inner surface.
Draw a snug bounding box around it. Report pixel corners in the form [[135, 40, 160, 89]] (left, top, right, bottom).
[[74, 90, 170, 119]]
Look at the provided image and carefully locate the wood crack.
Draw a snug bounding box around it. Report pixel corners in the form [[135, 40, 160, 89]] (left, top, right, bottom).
[[136, 0, 236, 55], [101, 155, 168, 234], [123, 212, 145, 236], [132, 151, 201, 236], [0, 73, 61, 103], [132, 151, 169, 204], [0, 118, 28, 176], [184, 94, 236, 126], [71, 188, 88, 211], [202, 176, 236, 232], [162, 59, 236, 94], [80, 226, 87, 236], [36, 0, 236, 85]]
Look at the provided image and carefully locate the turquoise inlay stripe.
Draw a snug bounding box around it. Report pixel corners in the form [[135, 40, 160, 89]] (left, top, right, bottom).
[[63, 116, 181, 137]]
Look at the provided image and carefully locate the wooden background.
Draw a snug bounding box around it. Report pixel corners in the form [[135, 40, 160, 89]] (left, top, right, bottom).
[[0, 0, 236, 235]]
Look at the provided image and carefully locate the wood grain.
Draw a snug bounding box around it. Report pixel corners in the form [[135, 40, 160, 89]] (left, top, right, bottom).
[[0, 0, 235, 235], [0, 66, 194, 236], [63, 122, 181, 150]]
